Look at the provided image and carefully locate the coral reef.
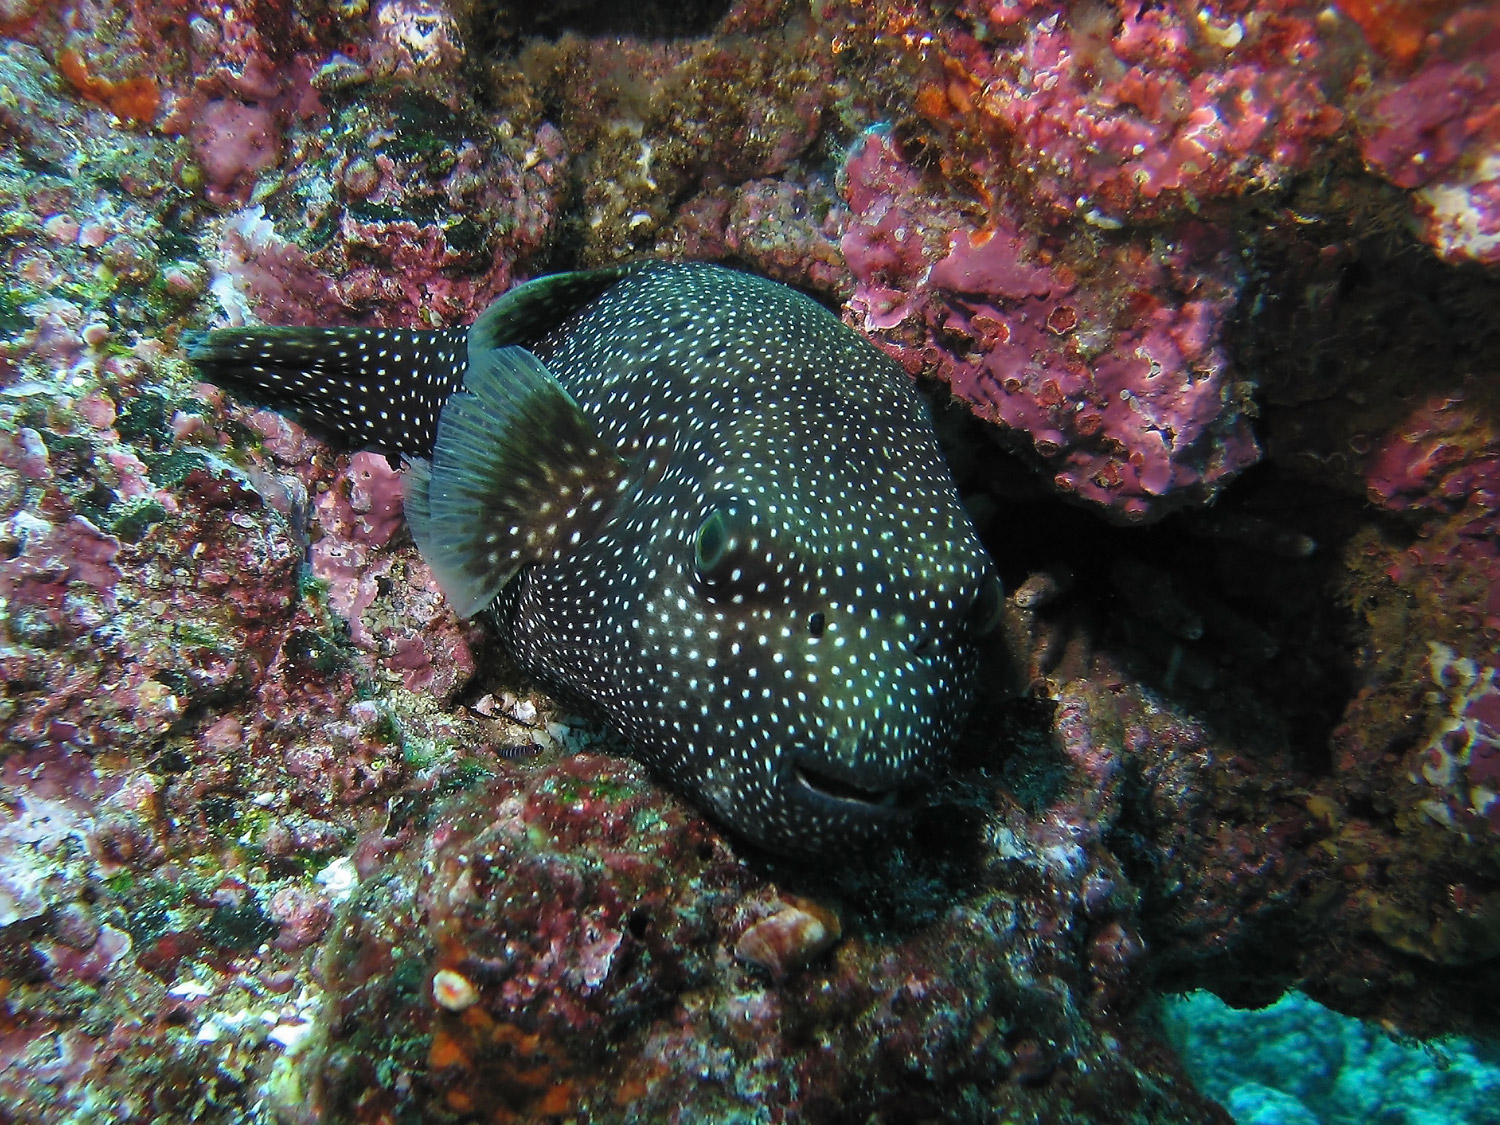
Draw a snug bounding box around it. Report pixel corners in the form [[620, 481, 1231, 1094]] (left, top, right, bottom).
[[1352, 3, 1500, 265], [839, 127, 1259, 521], [817, 0, 1358, 521], [1, 0, 1499, 1121], [296, 733, 1234, 1124], [1162, 989, 1500, 1125], [481, 8, 837, 268]]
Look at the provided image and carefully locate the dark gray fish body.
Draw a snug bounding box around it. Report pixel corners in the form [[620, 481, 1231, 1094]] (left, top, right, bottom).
[[191, 262, 1000, 855]]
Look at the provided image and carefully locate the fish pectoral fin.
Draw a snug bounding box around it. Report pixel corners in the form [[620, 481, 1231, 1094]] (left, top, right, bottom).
[[404, 345, 628, 617]]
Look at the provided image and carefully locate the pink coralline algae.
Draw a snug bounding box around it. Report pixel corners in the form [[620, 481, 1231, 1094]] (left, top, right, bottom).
[[0, 0, 570, 331], [829, 0, 1499, 518], [1361, 388, 1500, 836], [252, 99, 557, 323], [0, 510, 121, 614], [841, 131, 1259, 520], [308, 449, 480, 697], [191, 97, 283, 203], [1365, 388, 1500, 639], [0, 461, 301, 759], [209, 207, 343, 329], [203, 88, 568, 330], [902, 0, 1345, 225], [4, 0, 1500, 1118], [1354, 7, 1500, 265], [657, 174, 855, 298], [365, 0, 467, 89], [301, 752, 1232, 1124]]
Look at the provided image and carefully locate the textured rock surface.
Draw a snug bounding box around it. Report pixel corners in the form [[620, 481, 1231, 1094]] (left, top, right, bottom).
[[1, 0, 1498, 1121]]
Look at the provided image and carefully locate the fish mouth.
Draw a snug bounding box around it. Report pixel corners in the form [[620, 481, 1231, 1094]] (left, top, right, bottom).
[[791, 760, 905, 811]]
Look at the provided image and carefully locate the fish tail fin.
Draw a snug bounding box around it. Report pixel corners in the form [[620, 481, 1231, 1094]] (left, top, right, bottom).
[[186, 325, 470, 458]]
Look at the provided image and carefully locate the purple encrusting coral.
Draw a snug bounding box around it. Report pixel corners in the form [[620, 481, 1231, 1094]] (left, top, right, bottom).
[[1, 0, 1499, 1121], [1354, 6, 1500, 266], [840, 129, 1259, 521]]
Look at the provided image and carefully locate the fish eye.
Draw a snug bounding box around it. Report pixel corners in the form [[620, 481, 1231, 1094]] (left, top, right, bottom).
[[693, 502, 754, 586], [694, 509, 730, 575], [970, 571, 1004, 635], [807, 611, 826, 637]]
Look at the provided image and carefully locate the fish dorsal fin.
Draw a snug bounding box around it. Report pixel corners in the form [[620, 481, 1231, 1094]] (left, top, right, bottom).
[[469, 266, 642, 351], [403, 346, 629, 617]]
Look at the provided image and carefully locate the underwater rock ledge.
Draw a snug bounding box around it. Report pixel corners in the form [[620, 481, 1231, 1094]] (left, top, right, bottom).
[[1, 0, 1498, 1121]]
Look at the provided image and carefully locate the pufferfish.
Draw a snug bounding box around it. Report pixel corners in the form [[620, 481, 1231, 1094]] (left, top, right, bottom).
[[189, 261, 1002, 855]]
